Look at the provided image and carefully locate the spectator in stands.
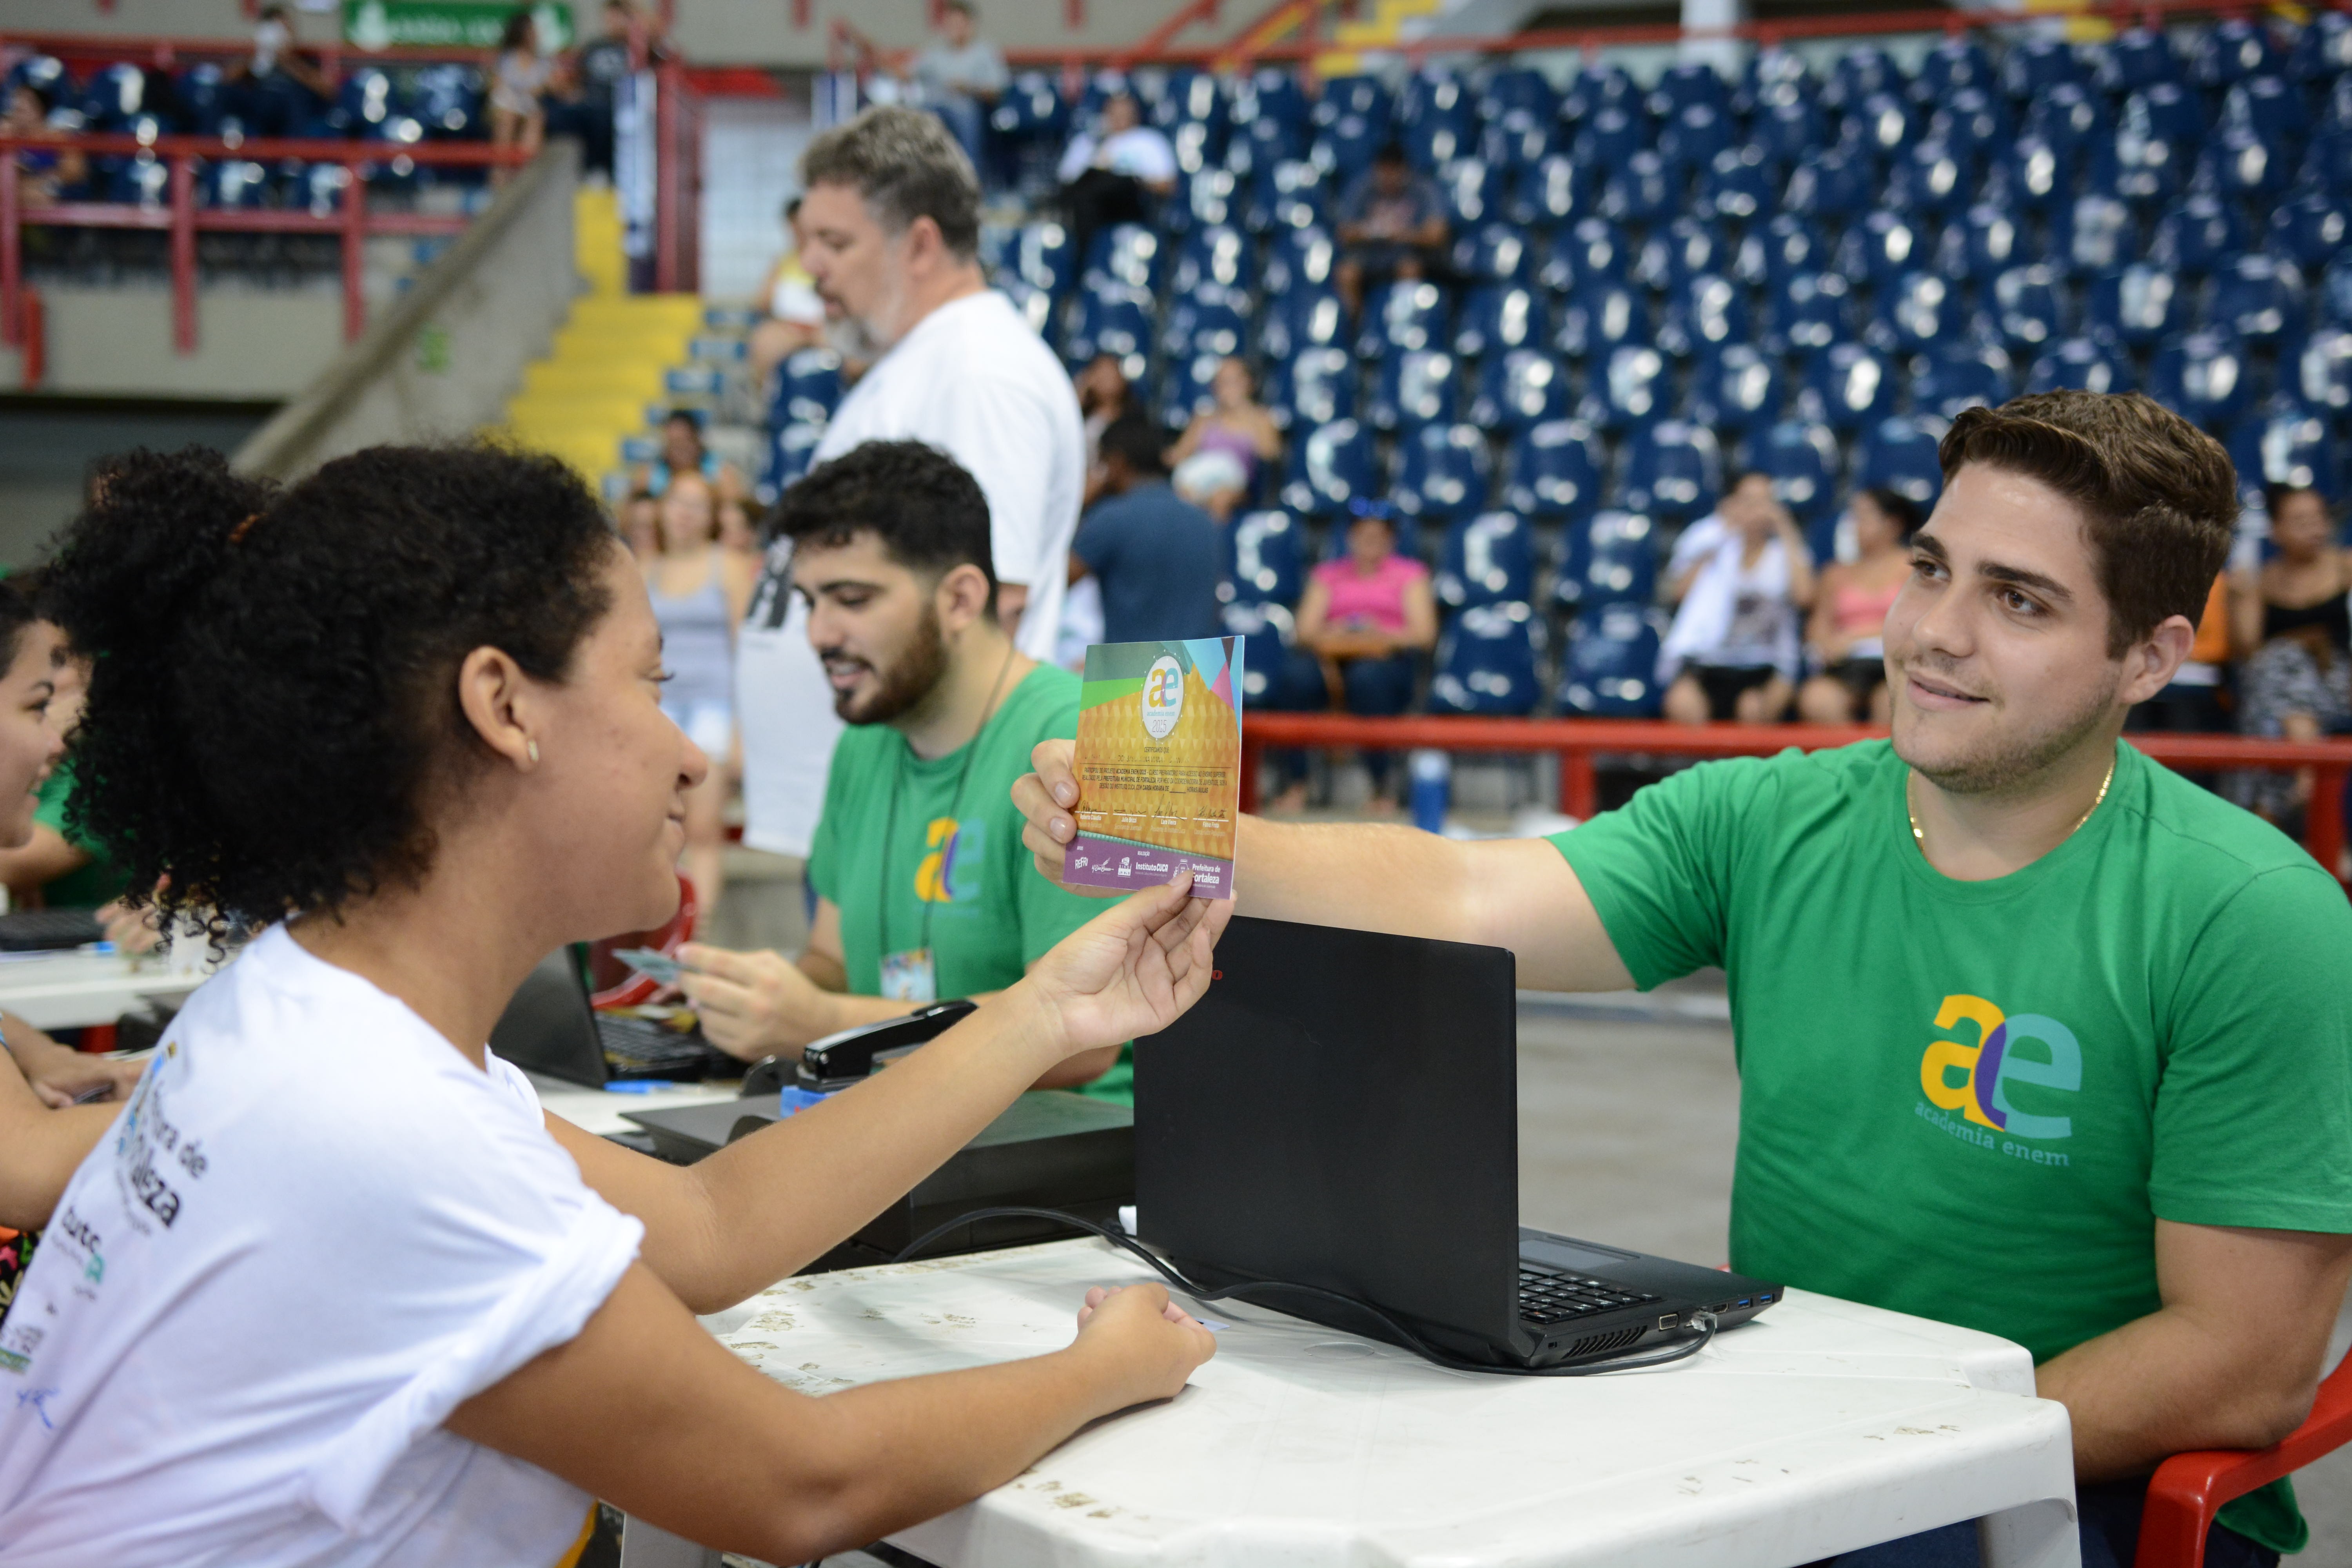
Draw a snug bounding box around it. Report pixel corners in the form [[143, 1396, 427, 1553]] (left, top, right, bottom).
[[645, 472, 757, 908], [907, 1, 1007, 182], [683, 442, 1135, 1098], [1661, 484, 1816, 725], [1165, 358, 1281, 524], [1056, 90, 1177, 278], [2, 86, 86, 205], [1333, 143, 1448, 317], [617, 488, 660, 559], [1071, 414, 1224, 645], [489, 9, 552, 183], [1797, 488, 1922, 726], [2227, 484, 2352, 824], [546, 0, 640, 178], [635, 409, 747, 508], [1294, 501, 1439, 810], [737, 105, 1084, 865], [233, 4, 334, 104], [1076, 352, 1134, 506], [749, 197, 828, 387]]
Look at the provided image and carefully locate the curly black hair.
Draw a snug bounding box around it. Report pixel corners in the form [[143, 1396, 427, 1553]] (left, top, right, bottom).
[[45, 444, 615, 934]]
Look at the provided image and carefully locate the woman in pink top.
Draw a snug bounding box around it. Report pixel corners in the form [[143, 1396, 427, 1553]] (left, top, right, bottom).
[[1797, 487, 1924, 725], [1291, 501, 1439, 811]]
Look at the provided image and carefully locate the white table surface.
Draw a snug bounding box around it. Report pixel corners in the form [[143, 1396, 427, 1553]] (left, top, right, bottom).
[[527, 1073, 741, 1136], [699, 1238, 2080, 1568], [0, 949, 209, 1031]]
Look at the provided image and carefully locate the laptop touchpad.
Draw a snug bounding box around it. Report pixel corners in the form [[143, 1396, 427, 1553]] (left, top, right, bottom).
[[1519, 1234, 1641, 1273]]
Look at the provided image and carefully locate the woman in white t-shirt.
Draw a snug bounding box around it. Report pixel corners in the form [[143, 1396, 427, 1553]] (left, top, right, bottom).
[[0, 445, 1225, 1568]]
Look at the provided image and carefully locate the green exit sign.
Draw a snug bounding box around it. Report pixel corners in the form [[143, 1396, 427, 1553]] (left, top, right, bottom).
[[343, 1, 573, 51]]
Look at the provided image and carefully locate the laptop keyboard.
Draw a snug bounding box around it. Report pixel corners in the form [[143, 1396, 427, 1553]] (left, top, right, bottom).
[[596, 1013, 725, 1076], [1517, 1266, 1662, 1325]]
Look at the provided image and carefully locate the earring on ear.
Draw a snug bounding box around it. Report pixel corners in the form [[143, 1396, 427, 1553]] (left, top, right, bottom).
[[527, 739, 540, 764]]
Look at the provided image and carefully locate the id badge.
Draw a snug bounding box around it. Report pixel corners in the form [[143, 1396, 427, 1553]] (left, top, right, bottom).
[[879, 948, 937, 1004]]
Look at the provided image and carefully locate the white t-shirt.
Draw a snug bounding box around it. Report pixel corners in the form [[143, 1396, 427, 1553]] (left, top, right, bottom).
[[0, 926, 644, 1568], [737, 287, 1085, 856], [1056, 126, 1178, 185]]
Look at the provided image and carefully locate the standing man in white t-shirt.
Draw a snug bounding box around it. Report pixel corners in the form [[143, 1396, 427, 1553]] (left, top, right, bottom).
[[737, 105, 1085, 858]]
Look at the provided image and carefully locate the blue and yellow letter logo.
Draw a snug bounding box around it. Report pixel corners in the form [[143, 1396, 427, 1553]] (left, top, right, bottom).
[[1920, 994, 2079, 1140]]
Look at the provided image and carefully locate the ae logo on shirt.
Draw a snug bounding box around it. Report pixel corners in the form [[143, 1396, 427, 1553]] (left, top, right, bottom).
[[1918, 994, 2081, 1164], [915, 816, 985, 904]]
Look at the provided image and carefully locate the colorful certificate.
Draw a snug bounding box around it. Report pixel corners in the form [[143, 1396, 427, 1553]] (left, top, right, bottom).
[[1067, 637, 1244, 900]]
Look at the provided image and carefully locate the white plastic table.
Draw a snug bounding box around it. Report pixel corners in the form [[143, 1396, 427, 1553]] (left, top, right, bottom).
[[527, 1074, 739, 1137], [679, 1237, 2080, 1568], [0, 949, 209, 1031]]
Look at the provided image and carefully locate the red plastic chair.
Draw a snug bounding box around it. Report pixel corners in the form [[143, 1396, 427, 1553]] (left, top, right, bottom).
[[583, 872, 699, 1010], [2134, 1354, 2352, 1568]]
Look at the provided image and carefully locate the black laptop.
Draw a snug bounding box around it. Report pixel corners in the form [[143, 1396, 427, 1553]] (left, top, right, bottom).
[[490, 947, 739, 1087], [1138, 916, 1779, 1369]]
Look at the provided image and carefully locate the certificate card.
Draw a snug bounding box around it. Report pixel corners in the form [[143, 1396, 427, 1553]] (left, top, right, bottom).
[[1067, 637, 1244, 900]]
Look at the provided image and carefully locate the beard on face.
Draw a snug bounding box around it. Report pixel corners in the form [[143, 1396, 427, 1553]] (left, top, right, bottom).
[[823, 603, 948, 726], [1894, 650, 2123, 796]]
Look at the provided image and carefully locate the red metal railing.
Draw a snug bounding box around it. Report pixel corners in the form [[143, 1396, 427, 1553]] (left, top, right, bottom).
[[0, 132, 531, 357], [1238, 713, 2352, 880]]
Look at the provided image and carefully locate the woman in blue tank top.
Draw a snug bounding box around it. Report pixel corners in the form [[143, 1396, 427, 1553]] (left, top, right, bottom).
[[642, 472, 757, 907]]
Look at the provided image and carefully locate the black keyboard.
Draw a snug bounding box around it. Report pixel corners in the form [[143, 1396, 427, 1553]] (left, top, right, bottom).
[[596, 1013, 729, 1081], [0, 908, 107, 952], [1516, 1265, 1662, 1325]]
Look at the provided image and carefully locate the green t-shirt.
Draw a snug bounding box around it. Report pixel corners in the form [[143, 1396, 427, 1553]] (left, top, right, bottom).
[[33, 766, 127, 910], [1552, 739, 2352, 1555], [806, 663, 1130, 1103]]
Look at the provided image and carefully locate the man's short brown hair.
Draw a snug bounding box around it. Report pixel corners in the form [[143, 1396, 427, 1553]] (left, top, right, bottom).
[[1937, 391, 2238, 657], [800, 105, 981, 262]]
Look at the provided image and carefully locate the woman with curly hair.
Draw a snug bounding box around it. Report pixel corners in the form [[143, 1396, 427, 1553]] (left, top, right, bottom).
[[0, 444, 1225, 1566]]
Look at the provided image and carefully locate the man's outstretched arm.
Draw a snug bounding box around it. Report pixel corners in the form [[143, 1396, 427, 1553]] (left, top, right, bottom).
[[2035, 1220, 2352, 1481], [1013, 739, 1635, 993]]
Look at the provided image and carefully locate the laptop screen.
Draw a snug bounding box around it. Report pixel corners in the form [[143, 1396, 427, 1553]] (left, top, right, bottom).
[[487, 947, 607, 1088], [1136, 916, 1522, 1356]]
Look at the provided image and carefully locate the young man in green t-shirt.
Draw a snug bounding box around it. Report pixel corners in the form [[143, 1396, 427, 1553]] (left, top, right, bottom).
[[1015, 391, 2352, 1563], [682, 439, 1128, 1100]]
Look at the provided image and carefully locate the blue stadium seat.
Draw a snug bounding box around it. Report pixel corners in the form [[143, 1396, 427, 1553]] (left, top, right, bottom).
[[2233, 399, 2341, 503], [1311, 111, 1386, 188], [1560, 601, 1668, 717], [1011, 221, 1077, 298], [1825, 48, 1907, 112], [1847, 89, 1919, 162], [1992, 265, 2069, 352], [1155, 69, 1226, 170], [2100, 26, 2186, 94], [1579, 345, 1671, 432], [764, 423, 825, 496], [1689, 343, 1785, 437], [2207, 254, 2307, 344], [1738, 45, 1813, 116], [1615, 420, 1723, 525], [1744, 419, 1844, 526], [1751, 99, 1830, 169], [1928, 88, 2011, 167], [1367, 349, 1459, 432], [1503, 418, 1606, 521], [1650, 61, 1731, 118], [2269, 188, 2351, 271], [1432, 602, 1544, 717], [2148, 328, 2254, 428], [1437, 157, 1503, 227], [1434, 511, 1537, 608], [1762, 270, 1855, 356], [1836, 209, 1935, 289], [1222, 509, 1308, 608], [1358, 279, 1452, 358], [2222, 74, 2308, 153], [330, 66, 403, 136], [2327, 249, 2352, 331], [1569, 511, 1661, 610], [1698, 143, 1777, 223], [1316, 72, 1393, 130], [1911, 342, 2015, 418], [2087, 119, 2186, 209], [1988, 135, 2071, 215], [2083, 262, 2187, 347], [1282, 419, 1376, 515], [1084, 222, 1163, 293], [1251, 157, 1328, 234], [1393, 423, 1491, 519], [1180, 166, 1240, 229], [1454, 284, 1549, 361], [1259, 285, 1348, 361], [1264, 346, 1356, 431], [1854, 417, 1944, 510], [1798, 343, 1896, 432], [2202, 124, 2292, 202], [1470, 347, 1570, 430], [1570, 103, 1649, 175], [1938, 203, 2037, 283], [1173, 223, 1255, 295], [1222, 599, 1315, 702], [770, 348, 843, 428], [1736, 213, 1828, 288], [1158, 354, 1225, 430], [2193, 18, 2281, 89], [1659, 273, 1749, 359], [1262, 225, 1338, 296], [1161, 290, 1249, 361], [2290, 326, 2352, 413], [1871, 271, 1972, 354], [2003, 36, 2087, 99], [1657, 102, 1732, 175], [1401, 71, 1476, 168], [2150, 193, 2256, 274], [2055, 194, 2140, 275], [1064, 285, 1155, 376], [2136, 80, 2212, 148], [1599, 149, 1679, 224], [1559, 62, 1641, 122], [1914, 36, 1997, 103], [1451, 222, 1534, 287], [1510, 153, 1596, 227], [1555, 282, 1653, 361], [2027, 336, 2139, 395], [1635, 215, 1732, 292], [1538, 216, 1632, 293], [2290, 11, 2352, 84], [2025, 82, 2110, 168], [1478, 64, 1557, 125]]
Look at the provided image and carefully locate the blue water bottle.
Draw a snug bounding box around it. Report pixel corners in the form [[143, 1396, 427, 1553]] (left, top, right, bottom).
[[1409, 748, 1451, 836]]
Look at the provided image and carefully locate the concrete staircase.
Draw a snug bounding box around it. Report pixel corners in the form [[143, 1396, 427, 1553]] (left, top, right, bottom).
[[1319, 0, 1449, 75]]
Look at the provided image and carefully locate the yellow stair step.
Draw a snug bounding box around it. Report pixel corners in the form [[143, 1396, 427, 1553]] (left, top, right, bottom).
[[521, 359, 668, 397]]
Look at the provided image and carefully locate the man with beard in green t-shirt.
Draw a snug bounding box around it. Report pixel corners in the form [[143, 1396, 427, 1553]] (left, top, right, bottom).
[[1014, 391, 2352, 1564], [682, 439, 1127, 1100]]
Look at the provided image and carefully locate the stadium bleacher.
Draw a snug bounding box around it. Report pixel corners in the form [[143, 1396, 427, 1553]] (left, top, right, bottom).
[[760, 16, 2352, 723]]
